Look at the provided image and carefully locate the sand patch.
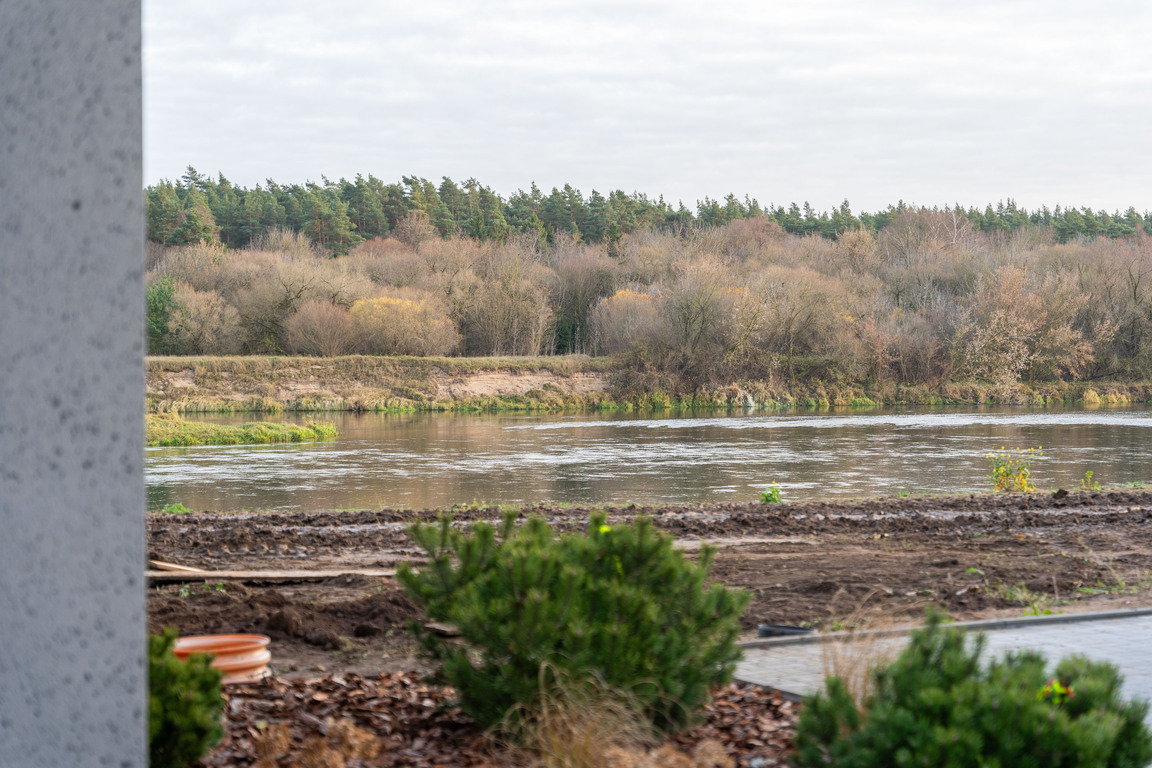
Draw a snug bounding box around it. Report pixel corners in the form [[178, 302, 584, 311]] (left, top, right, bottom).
[[435, 370, 607, 399]]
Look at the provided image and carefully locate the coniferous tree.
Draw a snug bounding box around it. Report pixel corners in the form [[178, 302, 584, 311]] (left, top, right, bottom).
[[302, 182, 361, 255], [793, 612, 1152, 768], [398, 512, 749, 733], [340, 174, 388, 240], [208, 174, 244, 247], [585, 189, 608, 243], [146, 180, 183, 245], [437, 176, 467, 229], [166, 187, 217, 246], [141, 169, 1152, 250], [505, 183, 545, 233], [378, 181, 411, 232], [238, 185, 286, 245], [146, 276, 179, 354]]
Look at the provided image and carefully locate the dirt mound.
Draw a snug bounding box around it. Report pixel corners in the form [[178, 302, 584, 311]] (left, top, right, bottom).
[[149, 578, 421, 673]]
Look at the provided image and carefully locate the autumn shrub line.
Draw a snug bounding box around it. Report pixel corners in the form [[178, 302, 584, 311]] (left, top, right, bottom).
[[146, 207, 1152, 399], [145, 413, 337, 446]]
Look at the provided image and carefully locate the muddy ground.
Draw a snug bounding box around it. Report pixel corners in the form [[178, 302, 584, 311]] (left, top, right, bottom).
[[147, 488, 1152, 677]]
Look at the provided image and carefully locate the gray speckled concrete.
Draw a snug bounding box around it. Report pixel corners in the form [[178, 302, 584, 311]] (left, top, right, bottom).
[[738, 611, 1152, 719], [0, 2, 145, 765]]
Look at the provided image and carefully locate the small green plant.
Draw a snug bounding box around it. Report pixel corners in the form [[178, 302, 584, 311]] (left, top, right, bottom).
[[965, 567, 985, 576], [1039, 676, 1075, 705], [1081, 470, 1101, 491], [177, 581, 227, 598], [760, 482, 782, 503], [398, 511, 750, 733], [987, 445, 1042, 492], [1077, 578, 1137, 596], [993, 582, 1052, 609], [162, 502, 193, 514], [149, 627, 225, 768], [792, 611, 1152, 768]]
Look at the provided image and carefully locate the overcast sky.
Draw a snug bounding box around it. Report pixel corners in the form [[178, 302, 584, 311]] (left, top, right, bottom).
[[144, 0, 1152, 213]]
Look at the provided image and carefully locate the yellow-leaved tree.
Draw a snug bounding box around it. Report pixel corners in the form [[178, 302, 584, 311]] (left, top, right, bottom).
[[350, 290, 460, 356]]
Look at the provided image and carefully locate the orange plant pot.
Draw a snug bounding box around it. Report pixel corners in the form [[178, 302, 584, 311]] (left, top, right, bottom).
[[174, 634, 271, 684]]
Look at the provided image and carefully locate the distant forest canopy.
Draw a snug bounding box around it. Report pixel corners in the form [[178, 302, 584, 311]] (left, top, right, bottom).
[[147, 166, 1152, 254]]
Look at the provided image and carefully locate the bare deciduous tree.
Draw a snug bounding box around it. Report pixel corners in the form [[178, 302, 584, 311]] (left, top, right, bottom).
[[283, 300, 359, 356]]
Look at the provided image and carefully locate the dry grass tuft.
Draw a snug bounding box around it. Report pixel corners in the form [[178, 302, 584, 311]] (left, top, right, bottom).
[[502, 667, 737, 768], [503, 668, 655, 768], [296, 735, 346, 768], [252, 717, 379, 768], [691, 739, 735, 768], [325, 718, 380, 762], [820, 601, 905, 709], [253, 723, 292, 768], [601, 740, 733, 768]]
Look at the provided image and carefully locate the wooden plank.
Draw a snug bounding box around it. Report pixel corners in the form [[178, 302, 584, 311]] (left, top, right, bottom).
[[146, 568, 396, 584], [149, 559, 205, 573], [424, 621, 461, 637], [673, 537, 817, 551]]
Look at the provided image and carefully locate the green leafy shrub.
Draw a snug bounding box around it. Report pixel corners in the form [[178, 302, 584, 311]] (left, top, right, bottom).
[[760, 482, 782, 503], [149, 628, 225, 768], [397, 512, 750, 733], [987, 445, 1042, 492], [146, 275, 180, 355], [792, 611, 1152, 768]]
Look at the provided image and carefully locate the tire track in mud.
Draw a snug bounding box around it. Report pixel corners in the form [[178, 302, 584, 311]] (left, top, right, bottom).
[[148, 489, 1152, 570]]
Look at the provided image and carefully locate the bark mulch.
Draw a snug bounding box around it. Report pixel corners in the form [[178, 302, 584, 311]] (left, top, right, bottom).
[[203, 672, 796, 767]]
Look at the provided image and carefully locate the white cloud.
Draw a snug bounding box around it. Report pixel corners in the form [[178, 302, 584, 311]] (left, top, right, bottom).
[[144, 0, 1152, 212]]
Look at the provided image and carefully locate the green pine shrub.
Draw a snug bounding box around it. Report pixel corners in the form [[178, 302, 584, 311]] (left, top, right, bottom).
[[397, 512, 750, 733], [792, 611, 1152, 768], [148, 628, 225, 768]]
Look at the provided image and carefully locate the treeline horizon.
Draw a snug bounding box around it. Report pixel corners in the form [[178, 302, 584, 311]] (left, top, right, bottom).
[[146, 185, 1152, 393], [148, 167, 1152, 255]]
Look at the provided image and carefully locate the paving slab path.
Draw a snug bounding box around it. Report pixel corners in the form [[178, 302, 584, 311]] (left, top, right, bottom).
[[737, 608, 1152, 715]]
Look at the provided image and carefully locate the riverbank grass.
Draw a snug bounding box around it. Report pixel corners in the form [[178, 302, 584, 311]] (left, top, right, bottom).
[[146, 414, 337, 447], [147, 355, 1152, 414]]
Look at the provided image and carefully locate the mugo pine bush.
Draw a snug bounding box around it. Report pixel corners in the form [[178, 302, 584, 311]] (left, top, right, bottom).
[[148, 627, 225, 768], [791, 611, 1152, 768], [397, 511, 750, 733]]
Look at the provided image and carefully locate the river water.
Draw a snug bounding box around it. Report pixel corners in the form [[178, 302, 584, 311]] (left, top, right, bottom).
[[145, 406, 1152, 512]]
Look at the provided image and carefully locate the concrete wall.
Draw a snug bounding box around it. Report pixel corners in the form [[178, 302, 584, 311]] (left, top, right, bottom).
[[0, 1, 145, 765]]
